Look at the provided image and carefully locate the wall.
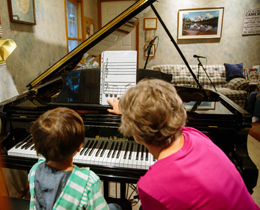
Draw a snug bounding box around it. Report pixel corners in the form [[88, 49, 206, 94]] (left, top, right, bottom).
[[1, 0, 259, 102], [0, 0, 98, 102], [139, 0, 260, 69], [1, 0, 67, 101], [84, 0, 98, 36]]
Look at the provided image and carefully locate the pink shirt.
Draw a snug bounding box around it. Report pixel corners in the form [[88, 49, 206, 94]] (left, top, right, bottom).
[[137, 127, 259, 210]]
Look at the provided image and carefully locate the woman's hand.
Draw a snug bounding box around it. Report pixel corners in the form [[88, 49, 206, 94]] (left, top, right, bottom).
[[107, 98, 121, 115], [256, 93, 260, 98]]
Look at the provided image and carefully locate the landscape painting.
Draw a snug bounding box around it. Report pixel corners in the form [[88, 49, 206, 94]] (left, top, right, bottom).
[[178, 7, 224, 39]]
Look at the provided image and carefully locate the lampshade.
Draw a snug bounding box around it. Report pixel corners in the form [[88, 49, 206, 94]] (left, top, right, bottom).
[[0, 39, 17, 61]]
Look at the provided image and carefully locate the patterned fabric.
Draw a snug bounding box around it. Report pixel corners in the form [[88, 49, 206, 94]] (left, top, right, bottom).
[[149, 64, 247, 108], [28, 158, 109, 210], [225, 78, 249, 90]]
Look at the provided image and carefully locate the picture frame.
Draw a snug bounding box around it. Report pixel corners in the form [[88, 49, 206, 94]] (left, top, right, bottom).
[[145, 29, 156, 42], [177, 7, 224, 39], [144, 43, 156, 57], [144, 18, 157, 29], [8, 0, 36, 25], [84, 17, 94, 39]]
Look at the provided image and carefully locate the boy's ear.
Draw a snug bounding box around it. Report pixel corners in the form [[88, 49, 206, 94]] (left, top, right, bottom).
[[77, 142, 83, 152]]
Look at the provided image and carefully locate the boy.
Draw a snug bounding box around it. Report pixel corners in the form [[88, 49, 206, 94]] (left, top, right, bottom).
[[28, 107, 120, 210]]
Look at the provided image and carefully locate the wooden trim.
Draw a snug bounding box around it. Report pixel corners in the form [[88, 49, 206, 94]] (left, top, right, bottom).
[[64, 0, 69, 53], [68, 0, 77, 4], [65, 0, 84, 53], [76, 3, 80, 40], [68, 37, 82, 41], [97, 0, 139, 67], [81, 0, 84, 42]]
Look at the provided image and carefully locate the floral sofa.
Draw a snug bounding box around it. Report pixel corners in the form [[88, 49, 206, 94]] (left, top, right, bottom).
[[149, 64, 249, 108]]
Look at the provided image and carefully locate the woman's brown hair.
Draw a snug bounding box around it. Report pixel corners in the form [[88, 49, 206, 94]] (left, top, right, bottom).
[[118, 79, 187, 147]]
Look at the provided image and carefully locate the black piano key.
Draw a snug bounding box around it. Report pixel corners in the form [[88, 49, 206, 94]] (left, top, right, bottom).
[[24, 142, 33, 150], [145, 148, 149, 161], [95, 141, 105, 157], [84, 140, 94, 156], [80, 140, 91, 155], [15, 135, 32, 148], [132, 143, 138, 160], [100, 141, 109, 157], [136, 144, 140, 160], [128, 142, 133, 160], [116, 142, 123, 158], [30, 145, 35, 150], [21, 138, 33, 149], [140, 145, 144, 161], [111, 142, 119, 158], [107, 142, 115, 158], [123, 142, 129, 159], [88, 141, 98, 156]]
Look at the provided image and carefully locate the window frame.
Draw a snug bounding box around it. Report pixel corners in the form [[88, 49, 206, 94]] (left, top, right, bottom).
[[64, 0, 84, 53]]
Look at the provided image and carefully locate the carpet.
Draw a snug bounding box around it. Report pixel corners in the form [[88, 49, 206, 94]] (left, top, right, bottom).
[[249, 121, 260, 143]]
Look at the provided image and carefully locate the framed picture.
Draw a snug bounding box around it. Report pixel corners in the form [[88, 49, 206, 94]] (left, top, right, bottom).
[[145, 29, 156, 42], [242, 9, 260, 35], [178, 7, 224, 39], [8, 0, 36, 25], [144, 43, 156, 57], [144, 18, 157, 29], [84, 17, 94, 39]]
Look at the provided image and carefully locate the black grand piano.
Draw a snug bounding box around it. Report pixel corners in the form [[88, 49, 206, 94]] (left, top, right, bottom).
[[0, 0, 258, 200]]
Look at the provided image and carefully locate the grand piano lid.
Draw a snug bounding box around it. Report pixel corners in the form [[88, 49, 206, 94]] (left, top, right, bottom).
[[27, 0, 157, 90]]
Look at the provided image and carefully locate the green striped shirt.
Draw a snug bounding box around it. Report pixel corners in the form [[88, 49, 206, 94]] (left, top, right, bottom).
[[28, 158, 109, 210]]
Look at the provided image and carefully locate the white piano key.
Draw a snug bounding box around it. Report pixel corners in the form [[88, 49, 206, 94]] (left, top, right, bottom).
[[8, 138, 157, 170]]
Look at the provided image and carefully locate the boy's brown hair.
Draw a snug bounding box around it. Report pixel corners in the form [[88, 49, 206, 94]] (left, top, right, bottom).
[[118, 79, 187, 147], [30, 107, 85, 162]]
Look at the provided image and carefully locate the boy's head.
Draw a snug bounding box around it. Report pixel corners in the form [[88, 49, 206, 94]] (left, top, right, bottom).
[[118, 79, 187, 147], [30, 107, 85, 162]]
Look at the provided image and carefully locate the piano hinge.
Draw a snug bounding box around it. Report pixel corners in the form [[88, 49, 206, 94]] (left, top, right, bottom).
[[31, 88, 38, 94]]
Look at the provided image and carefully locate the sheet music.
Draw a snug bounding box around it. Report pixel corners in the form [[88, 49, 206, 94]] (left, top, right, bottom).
[[100, 51, 137, 105]]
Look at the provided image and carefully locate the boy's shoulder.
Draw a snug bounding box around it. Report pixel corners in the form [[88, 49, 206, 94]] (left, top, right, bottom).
[[74, 166, 100, 183]]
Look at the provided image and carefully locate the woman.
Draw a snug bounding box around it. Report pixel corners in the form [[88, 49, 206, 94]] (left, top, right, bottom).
[[107, 79, 259, 210]]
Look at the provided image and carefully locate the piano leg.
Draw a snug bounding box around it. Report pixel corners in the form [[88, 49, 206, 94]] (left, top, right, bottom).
[[120, 182, 126, 199], [104, 180, 109, 199]]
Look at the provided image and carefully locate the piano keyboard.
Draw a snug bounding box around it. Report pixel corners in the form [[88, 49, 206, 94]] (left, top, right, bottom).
[[7, 136, 156, 170]]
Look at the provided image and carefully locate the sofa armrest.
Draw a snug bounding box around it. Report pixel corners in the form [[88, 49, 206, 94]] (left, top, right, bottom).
[[225, 78, 249, 90]]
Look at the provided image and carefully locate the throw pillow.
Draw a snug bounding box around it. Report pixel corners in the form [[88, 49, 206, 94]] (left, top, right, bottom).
[[224, 63, 245, 81], [226, 78, 249, 90]]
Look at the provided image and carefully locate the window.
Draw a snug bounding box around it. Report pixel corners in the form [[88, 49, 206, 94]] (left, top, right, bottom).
[[65, 0, 83, 53]]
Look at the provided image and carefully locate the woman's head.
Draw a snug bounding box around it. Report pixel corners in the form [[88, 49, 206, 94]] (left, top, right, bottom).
[[119, 79, 186, 147]]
